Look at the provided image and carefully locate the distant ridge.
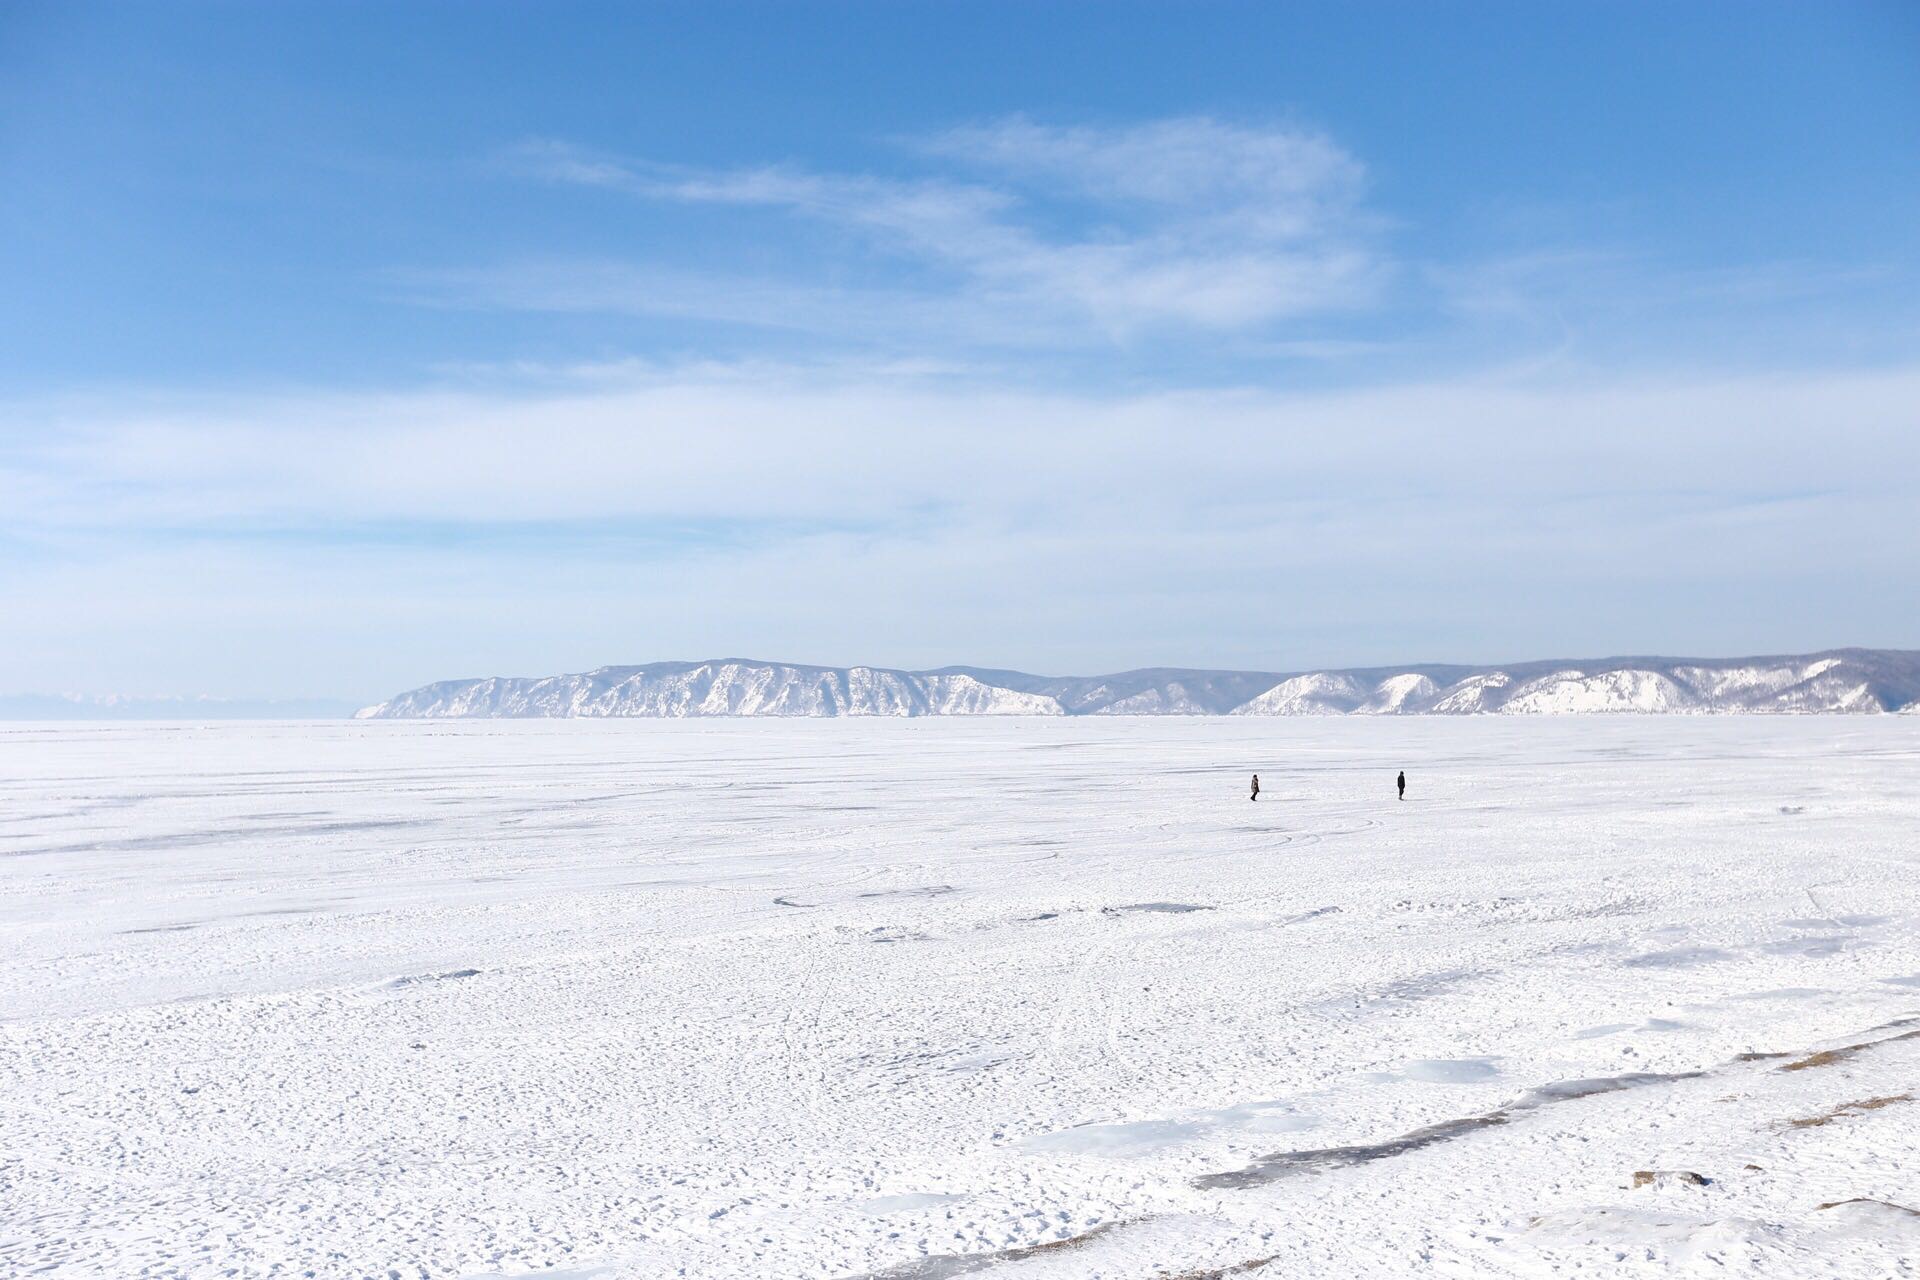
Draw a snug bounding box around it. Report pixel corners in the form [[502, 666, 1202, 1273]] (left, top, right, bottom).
[[0, 693, 362, 721], [359, 649, 1920, 718]]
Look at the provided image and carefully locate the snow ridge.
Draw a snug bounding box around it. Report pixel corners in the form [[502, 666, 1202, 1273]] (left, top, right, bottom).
[[359, 649, 1920, 718]]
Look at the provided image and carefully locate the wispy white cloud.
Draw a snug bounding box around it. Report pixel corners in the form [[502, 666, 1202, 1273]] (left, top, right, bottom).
[[481, 122, 1920, 373], [497, 118, 1385, 338], [921, 116, 1365, 232], [1425, 250, 1920, 361], [395, 259, 1072, 350]]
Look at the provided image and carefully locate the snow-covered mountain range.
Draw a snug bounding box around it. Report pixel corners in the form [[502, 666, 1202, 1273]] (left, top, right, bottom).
[[359, 649, 1920, 718]]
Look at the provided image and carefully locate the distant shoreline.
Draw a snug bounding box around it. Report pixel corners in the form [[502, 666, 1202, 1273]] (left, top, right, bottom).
[[356, 649, 1920, 719]]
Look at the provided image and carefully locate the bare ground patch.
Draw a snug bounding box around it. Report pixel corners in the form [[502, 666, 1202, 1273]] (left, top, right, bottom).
[[1816, 1198, 1920, 1216], [1196, 1012, 1920, 1191], [1158, 1258, 1279, 1279], [1786, 1093, 1913, 1129], [1779, 1017, 1920, 1072], [853, 1221, 1128, 1279]]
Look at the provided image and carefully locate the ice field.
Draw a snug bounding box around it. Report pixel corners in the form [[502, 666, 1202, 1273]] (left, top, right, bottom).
[[4, 718, 1919, 1279]]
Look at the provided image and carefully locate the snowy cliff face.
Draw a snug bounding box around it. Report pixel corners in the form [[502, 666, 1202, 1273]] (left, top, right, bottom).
[[1426, 671, 1513, 715], [360, 650, 1920, 718], [1093, 682, 1216, 714], [1229, 672, 1366, 716], [1239, 655, 1906, 717], [1497, 669, 1688, 715], [1353, 673, 1439, 715], [358, 663, 1062, 719], [1037, 669, 1286, 715]]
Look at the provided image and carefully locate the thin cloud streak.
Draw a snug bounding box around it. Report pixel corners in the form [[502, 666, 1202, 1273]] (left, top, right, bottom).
[[7, 360, 1916, 537], [505, 118, 1386, 335], [921, 116, 1366, 232]]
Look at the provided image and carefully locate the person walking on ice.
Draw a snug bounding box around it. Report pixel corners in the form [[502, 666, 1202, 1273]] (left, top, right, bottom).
[[1251, 773, 1260, 801], [1397, 770, 1406, 801]]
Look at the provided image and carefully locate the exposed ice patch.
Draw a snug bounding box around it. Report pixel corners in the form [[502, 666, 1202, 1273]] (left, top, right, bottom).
[[388, 967, 481, 988], [1023, 1117, 1213, 1156], [1623, 946, 1734, 968], [1573, 1023, 1637, 1040], [1399, 1058, 1502, 1083], [1758, 934, 1859, 957], [1024, 1099, 1314, 1158], [859, 1193, 967, 1215]]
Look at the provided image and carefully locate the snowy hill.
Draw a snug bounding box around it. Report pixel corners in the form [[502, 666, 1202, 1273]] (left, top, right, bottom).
[[1229, 672, 1368, 716], [359, 649, 1920, 717], [361, 660, 1060, 719]]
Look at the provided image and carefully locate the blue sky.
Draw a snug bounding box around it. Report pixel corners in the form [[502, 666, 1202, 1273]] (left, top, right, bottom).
[[3, 2, 1918, 701]]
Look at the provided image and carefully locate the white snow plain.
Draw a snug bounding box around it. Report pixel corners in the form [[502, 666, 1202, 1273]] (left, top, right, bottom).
[[3, 717, 1919, 1279]]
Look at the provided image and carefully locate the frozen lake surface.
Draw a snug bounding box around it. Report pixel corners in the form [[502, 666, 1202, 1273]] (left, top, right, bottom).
[[4, 718, 1919, 1278]]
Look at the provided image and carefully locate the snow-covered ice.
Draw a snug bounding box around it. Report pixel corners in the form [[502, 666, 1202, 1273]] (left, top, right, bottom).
[[3, 717, 1918, 1278]]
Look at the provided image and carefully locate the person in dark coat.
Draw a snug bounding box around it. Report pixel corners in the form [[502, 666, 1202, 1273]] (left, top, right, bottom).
[[1397, 770, 1406, 800], [1251, 773, 1260, 801]]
